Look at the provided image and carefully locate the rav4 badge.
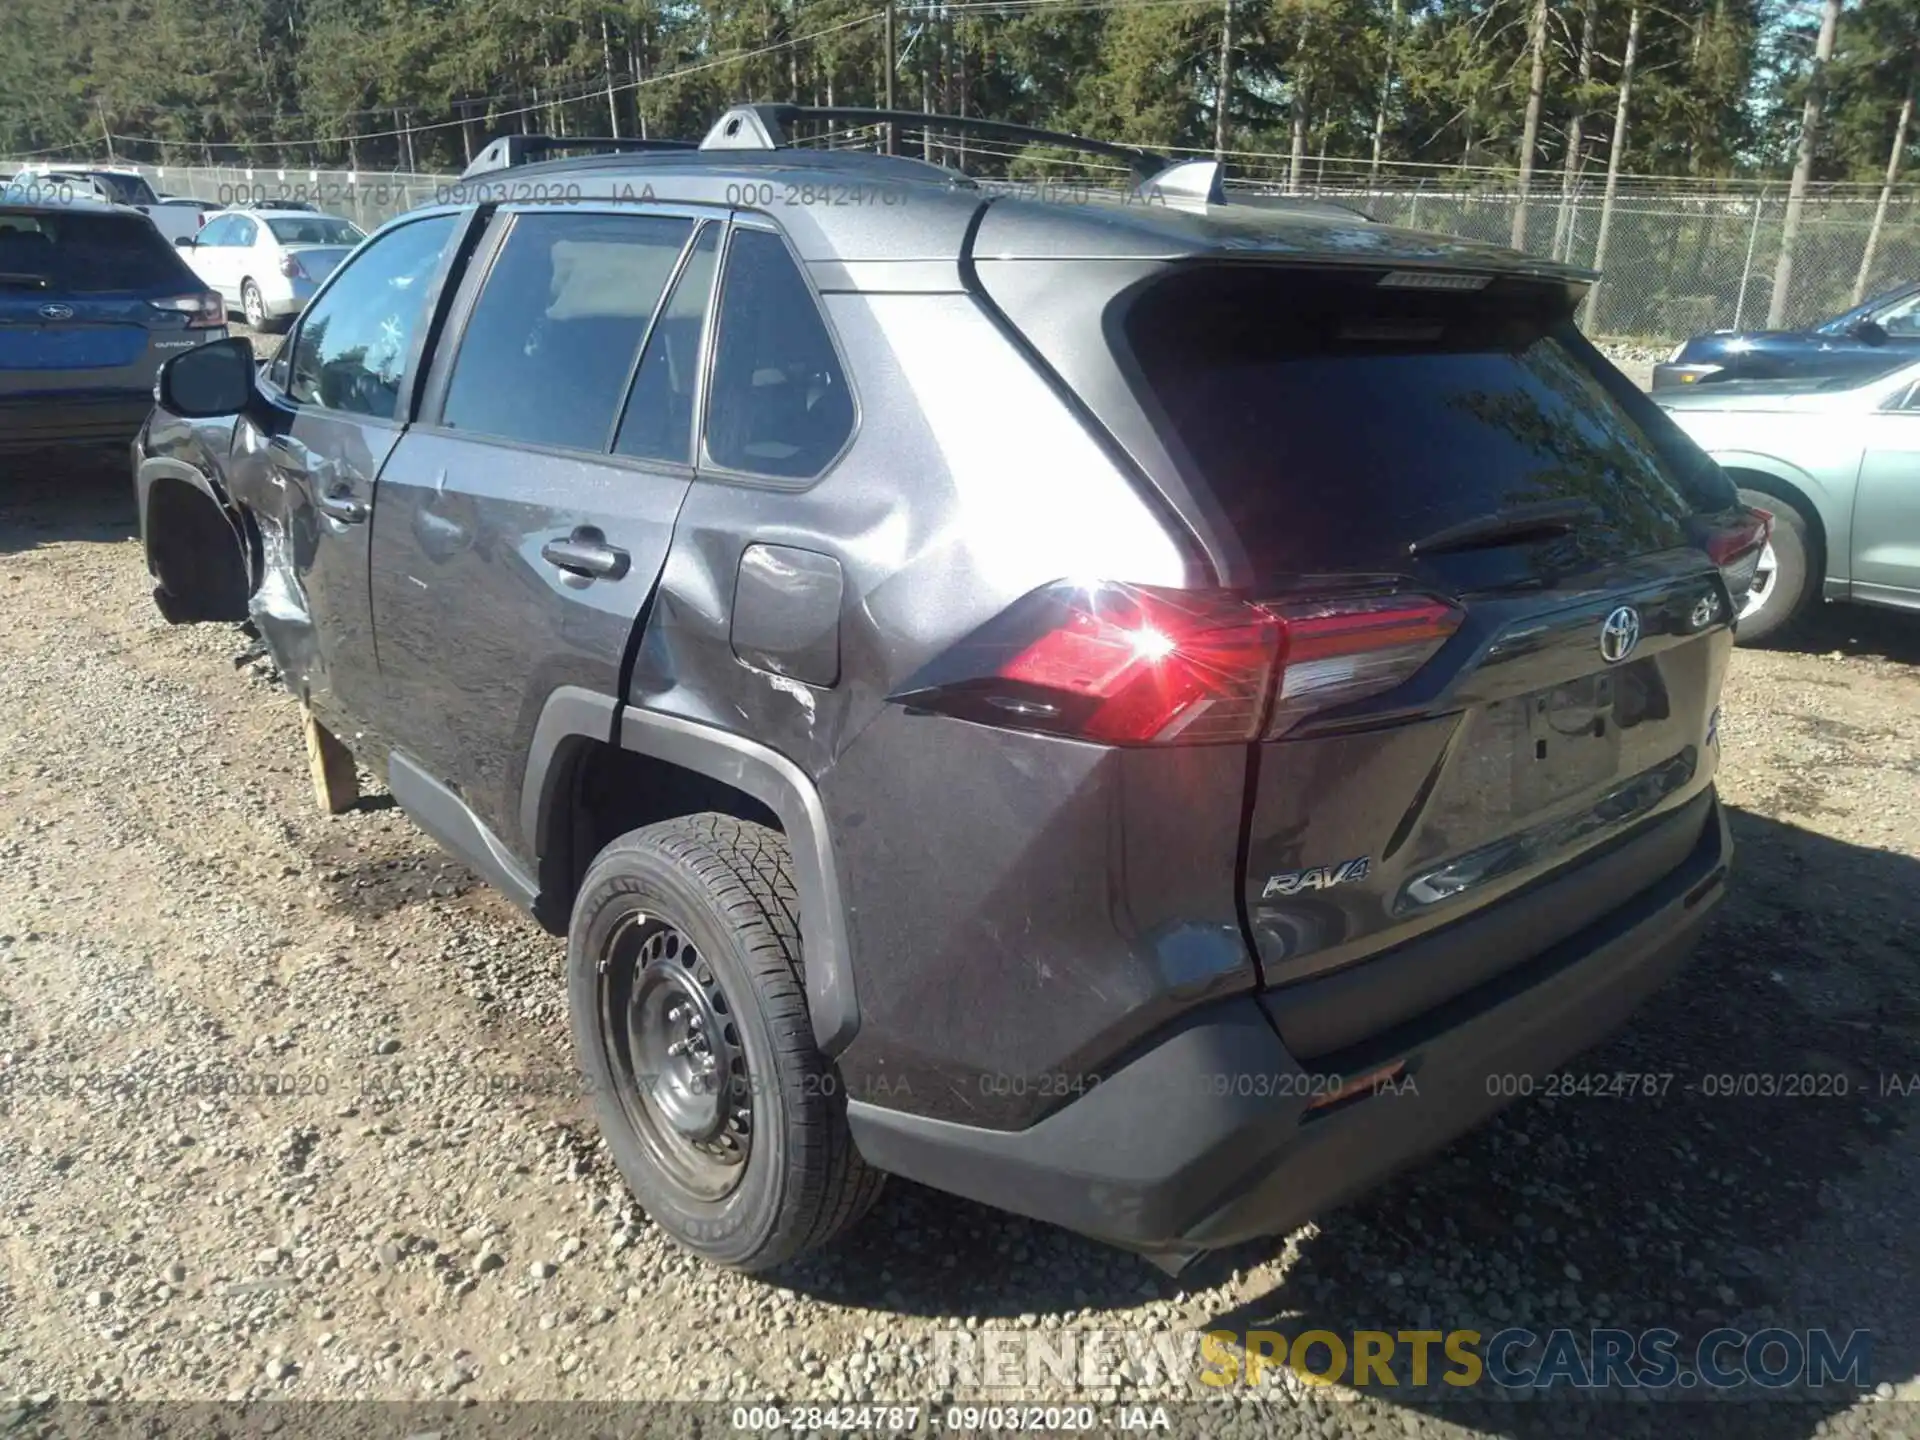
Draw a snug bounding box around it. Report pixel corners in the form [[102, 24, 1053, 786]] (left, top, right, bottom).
[[1262, 857, 1372, 899]]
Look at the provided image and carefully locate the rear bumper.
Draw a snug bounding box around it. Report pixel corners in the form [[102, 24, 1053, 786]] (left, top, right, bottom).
[[0, 394, 155, 451], [847, 793, 1730, 1253]]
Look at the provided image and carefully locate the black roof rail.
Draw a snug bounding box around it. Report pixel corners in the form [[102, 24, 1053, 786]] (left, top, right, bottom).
[[462, 133, 697, 180], [699, 105, 1171, 185]]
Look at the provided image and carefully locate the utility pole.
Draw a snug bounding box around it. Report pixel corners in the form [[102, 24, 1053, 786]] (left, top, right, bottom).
[[1852, 73, 1913, 305], [1552, 0, 1595, 260], [1215, 0, 1234, 161], [1369, 0, 1402, 185], [97, 99, 116, 162], [1586, 4, 1641, 333], [602, 17, 622, 138], [1768, 0, 1842, 328], [1510, 0, 1550, 250], [883, 0, 897, 154]]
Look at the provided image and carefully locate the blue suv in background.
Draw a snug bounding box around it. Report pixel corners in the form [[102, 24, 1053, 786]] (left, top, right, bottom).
[[0, 189, 225, 453]]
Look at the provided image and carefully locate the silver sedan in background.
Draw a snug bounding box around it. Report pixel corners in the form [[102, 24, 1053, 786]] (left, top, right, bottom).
[[177, 208, 364, 332], [1658, 358, 1920, 643]]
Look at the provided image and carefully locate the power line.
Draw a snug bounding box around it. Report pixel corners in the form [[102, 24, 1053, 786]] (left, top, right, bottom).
[[95, 12, 883, 154]]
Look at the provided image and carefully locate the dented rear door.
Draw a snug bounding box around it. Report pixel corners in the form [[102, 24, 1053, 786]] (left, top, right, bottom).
[[367, 208, 724, 853]]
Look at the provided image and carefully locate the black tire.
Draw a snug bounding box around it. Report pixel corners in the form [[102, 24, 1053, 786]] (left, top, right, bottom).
[[568, 813, 882, 1270], [1734, 487, 1818, 645], [241, 279, 285, 334]]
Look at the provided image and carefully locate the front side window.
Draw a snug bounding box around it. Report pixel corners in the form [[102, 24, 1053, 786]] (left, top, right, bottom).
[[702, 227, 853, 479], [1876, 292, 1920, 338], [440, 210, 693, 453], [286, 213, 457, 420], [196, 215, 236, 247]]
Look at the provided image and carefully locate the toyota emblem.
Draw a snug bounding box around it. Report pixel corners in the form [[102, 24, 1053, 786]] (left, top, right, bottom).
[[1599, 605, 1641, 664], [38, 303, 74, 321]]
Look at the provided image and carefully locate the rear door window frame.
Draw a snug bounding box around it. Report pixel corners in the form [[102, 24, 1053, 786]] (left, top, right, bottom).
[[692, 215, 860, 492], [416, 199, 731, 475]]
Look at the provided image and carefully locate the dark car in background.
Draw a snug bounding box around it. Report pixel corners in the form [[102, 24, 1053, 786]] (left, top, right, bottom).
[[1653, 280, 1920, 391], [0, 196, 226, 452]]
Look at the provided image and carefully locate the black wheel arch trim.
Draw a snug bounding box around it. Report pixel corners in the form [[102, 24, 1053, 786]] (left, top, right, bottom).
[[521, 685, 860, 1057], [136, 455, 248, 584]]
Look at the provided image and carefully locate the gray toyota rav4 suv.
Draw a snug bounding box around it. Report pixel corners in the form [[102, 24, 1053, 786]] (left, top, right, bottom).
[[136, 106, 1759, 1274]]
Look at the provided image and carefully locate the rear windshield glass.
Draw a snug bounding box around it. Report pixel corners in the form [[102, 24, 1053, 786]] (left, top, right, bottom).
[[0, 211, 193, 292], [268, 217, 362, 246], [1121, 267, 1731, 574], [85, 172, 161, 206]]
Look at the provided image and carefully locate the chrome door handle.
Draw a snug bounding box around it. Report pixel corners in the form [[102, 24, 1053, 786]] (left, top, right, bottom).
[[314, 485, 368, 524], [542, 531, 630, 580]]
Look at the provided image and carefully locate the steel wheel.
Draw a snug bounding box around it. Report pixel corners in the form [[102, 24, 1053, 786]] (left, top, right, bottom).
[[1740, 540, 1779, 622], [598, 911, 750, 1202]]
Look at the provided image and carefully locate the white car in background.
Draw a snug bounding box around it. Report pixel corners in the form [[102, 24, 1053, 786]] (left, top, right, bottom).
[[178, 208, 365, 331], [2, 166, 208, 245]]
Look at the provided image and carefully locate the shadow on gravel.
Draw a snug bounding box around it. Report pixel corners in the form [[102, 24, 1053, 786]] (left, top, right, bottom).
[[1189, 804, 1920, 1437], [1764, 604, 1920, 668], [0, 447, 137, 555], [781, 806, 1920, 1434]]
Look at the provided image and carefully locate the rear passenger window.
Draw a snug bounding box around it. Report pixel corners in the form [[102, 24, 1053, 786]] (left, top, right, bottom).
[[703, 227, 852, 479], [441, 211, 693, 453], [615, 222, 719, 464]]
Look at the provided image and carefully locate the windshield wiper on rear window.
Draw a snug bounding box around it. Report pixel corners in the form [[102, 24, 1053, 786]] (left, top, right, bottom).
[[1407, 499, 1603, 558], [0, 272, 50, 290]]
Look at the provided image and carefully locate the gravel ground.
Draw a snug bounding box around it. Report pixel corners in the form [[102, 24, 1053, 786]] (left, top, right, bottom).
[[3, 451, 1920, 1439]]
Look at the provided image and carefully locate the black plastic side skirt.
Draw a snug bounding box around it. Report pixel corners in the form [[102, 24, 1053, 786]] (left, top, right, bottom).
[[387, 750, 540, 913]]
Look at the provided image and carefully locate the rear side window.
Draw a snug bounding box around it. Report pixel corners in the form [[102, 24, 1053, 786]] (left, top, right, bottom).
[[615, 222, 719, 464], [1121, 266, 1730, 575], [441, 211, 693, 453], [268, 217, 362, 247], [0, 211, 193, 292], [703, 227, 853, 479]]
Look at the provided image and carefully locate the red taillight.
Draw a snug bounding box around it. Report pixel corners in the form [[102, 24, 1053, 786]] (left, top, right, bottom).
[[149, 292, 225, 329], [1266, 595, 1462, 736], [1702, 506, 1772, 610], [1000, 587, 1280, 744], [279, 253, 306, 280], [894, 582, 1460, 746]]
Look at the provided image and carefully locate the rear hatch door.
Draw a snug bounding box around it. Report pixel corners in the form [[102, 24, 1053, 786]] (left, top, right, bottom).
[[1122, 264, 1741, 1027]]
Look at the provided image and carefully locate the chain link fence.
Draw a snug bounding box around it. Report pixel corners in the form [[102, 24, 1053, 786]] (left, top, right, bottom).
[[10, 153, 1916, 346], [1351, 184, 1919, 340]]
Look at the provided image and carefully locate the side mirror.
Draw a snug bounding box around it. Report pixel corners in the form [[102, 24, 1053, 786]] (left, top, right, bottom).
[[173, 234, 195, 248], [1850, 317, 1889, 347], [157, 336, 256, 418]]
